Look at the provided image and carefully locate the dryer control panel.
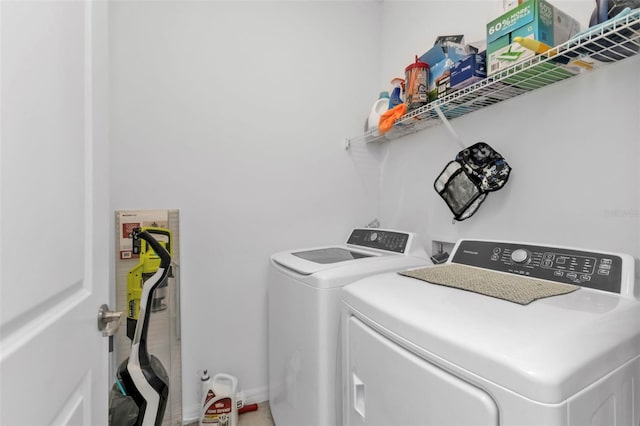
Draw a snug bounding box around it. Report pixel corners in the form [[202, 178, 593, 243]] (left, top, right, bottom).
[[347, 229, 410, 254], [451, 240, 623, 294]]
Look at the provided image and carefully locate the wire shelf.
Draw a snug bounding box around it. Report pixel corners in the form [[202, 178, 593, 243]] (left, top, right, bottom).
[[348, 9, 640, 146]]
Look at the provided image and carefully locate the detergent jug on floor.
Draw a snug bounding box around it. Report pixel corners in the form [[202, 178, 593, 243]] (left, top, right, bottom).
[[200, 372, 238, 426]]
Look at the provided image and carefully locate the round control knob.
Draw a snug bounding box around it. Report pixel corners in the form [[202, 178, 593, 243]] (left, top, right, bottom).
[[369, 232, 378, 242], [511, 249, 530, 263]]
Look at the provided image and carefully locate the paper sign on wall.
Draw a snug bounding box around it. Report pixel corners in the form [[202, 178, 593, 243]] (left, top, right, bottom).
[[117, 209, 169, 259]]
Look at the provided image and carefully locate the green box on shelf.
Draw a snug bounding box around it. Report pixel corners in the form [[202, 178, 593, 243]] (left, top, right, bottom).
[[486, 0, 580, 75]]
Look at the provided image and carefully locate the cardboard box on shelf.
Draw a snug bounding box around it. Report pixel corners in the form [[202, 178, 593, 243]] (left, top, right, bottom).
[[450, 52, 487, 91], [486, 0, 580, 75], [419, 37, 469, 101], [502, 0, 526, 13]]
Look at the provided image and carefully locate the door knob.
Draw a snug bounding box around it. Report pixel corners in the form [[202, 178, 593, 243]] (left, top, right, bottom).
[[97, 304, 123, 337]]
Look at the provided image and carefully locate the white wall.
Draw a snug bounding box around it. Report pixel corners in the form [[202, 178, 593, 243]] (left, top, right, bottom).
[[371, 1, 640, 262], [109, 0, 381, 420]]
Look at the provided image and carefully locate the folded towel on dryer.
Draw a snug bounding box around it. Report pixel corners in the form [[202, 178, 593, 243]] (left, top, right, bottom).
[[400, 264, 579, 305]]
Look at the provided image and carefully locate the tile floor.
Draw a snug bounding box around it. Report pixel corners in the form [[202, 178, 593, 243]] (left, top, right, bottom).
[[238, 402, 275, 426], [185, 401, 275, 426]]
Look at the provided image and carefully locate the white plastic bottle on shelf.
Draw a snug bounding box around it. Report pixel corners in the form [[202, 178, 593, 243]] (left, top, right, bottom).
[[365, 91, 390, 137]]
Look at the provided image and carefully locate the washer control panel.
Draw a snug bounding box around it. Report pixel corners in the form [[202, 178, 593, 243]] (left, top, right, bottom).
[[451, 240, 622, 294], [347, 229, 410, 254]]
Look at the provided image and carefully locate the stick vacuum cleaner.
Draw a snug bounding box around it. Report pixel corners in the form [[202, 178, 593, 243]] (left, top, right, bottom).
[[117, 228, 171, 426], [126, 227, 173, 340]]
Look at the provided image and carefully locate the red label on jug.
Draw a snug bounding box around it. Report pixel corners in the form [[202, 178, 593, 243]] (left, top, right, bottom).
[[202, 396, 232, 425]]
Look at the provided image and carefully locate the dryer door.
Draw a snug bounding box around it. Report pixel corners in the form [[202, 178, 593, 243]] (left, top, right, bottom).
[[345, 316, 498, 426]]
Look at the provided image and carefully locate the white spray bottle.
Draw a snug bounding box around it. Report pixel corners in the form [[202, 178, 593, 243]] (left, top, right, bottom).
[[199, 370, 213, 426]]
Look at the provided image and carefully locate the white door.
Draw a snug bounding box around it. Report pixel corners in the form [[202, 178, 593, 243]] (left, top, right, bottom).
[[1, 1, 110, 425]]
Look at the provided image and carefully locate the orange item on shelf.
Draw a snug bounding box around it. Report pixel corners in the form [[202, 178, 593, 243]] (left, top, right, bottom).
[[378, 103, 407, 134]]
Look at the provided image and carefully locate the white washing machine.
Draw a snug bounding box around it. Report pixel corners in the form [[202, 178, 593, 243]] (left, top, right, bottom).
[[342, 239, 640, 426], [268, 228, 432, 426]]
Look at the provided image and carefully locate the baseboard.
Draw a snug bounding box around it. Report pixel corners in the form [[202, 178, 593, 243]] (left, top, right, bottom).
[[241, 384, 269, 406], [183, 384, 269, 424]]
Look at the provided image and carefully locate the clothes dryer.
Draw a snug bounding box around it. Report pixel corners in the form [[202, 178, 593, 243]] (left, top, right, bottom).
[[268, 228, 431, 426], [342, 239, 640, 426]]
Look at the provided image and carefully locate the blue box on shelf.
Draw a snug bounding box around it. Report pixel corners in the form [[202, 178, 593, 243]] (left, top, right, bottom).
[[450, 52, 487, 91]]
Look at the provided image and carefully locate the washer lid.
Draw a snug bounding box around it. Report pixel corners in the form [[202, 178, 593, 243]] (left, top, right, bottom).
[[291, 247, 373, 264], [342, 270, 640, 404], [271, 246, 388, 276]]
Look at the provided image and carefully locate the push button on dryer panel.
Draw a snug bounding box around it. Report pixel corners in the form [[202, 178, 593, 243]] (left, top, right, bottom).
[[511, 249, 530, 264]]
